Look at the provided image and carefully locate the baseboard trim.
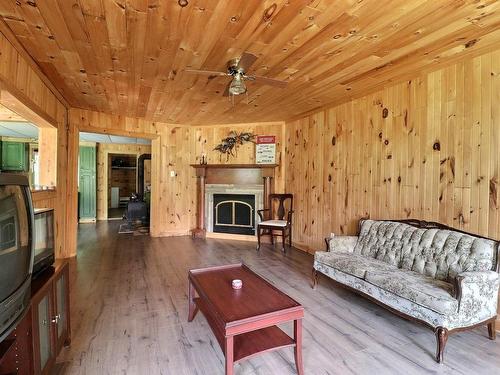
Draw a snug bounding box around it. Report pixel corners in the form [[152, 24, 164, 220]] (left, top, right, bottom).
[[78, 218, 96, 223], [292, 241, 316, 254], [150, 230, 191, 237], [206, 232, 257, 242]]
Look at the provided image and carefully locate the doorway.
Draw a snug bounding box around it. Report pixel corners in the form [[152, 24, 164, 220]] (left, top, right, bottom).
[[108, 153, 137, 219], [77, 132, 152, 234], [0, 104, 57, 191]]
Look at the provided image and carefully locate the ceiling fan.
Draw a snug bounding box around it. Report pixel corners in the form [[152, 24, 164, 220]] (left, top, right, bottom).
[[185, 52, 287, 96]]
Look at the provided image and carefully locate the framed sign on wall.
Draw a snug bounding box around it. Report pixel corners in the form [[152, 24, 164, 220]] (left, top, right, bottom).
[[256, 135, 276, 164]]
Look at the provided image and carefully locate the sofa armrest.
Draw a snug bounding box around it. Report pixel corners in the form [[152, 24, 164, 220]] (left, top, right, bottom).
[[324, 235, 358, 253], [455, 271, 499, 317]]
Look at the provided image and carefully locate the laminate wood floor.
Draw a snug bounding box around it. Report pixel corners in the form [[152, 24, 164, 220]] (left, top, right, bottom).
[[56, 221, 500, 375]]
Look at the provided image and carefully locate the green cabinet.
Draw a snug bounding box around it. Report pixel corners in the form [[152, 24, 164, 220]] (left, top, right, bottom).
[[1, 141, 28, 171]]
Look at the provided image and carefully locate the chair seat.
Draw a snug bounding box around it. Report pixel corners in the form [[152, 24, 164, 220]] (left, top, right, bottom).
[[259, 220, 288, 227]]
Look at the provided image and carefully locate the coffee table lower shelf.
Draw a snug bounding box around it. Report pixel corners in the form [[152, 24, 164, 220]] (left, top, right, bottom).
[[233, 326, 295, 362], [194, 297, 296, 363]]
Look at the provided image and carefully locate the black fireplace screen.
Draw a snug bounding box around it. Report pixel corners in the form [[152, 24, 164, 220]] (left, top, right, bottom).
[[213, 194, 255, 235]]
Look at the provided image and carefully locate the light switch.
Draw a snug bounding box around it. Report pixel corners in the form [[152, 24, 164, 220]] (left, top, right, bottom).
[[170, 170, 176, 177]]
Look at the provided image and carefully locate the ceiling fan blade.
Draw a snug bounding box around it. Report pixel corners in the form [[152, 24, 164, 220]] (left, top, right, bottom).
[[236, 52, 258, 72], [249, 75, 288, 88], [222, 80, 232, 97], [184, 69, 228, 77]]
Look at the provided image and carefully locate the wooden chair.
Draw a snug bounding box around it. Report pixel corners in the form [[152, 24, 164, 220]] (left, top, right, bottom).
[[257, 194, 294, 252]]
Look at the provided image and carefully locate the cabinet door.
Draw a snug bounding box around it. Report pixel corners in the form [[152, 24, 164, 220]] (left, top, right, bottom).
[[78, 146, 96, 220], [54, 264, 70, 352], [32, 289, 56, 375], [1, 141, 27, 171]]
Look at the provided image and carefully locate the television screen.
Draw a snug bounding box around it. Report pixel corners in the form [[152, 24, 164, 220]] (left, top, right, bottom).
[[33, 209, 55, 275], [0, 185, 31, 302]]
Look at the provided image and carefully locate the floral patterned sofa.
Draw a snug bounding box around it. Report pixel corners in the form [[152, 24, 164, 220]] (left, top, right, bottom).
[[312, 219, 500, 363]]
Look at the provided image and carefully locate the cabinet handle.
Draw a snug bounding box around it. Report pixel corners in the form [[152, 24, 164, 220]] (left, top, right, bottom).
[[51, 314, 61, 324]]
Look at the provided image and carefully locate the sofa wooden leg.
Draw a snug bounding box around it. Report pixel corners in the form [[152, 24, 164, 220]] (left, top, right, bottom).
[[488, 320, 496, 340], [312, 268, 318, 289], [434, 327, 448, 363]]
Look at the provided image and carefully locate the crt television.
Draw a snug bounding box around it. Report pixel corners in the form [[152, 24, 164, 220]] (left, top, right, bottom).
[[0, 173, 34, 342]]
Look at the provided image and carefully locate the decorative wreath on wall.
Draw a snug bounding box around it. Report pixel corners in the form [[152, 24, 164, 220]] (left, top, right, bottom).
[[214, 131, 256, 161]]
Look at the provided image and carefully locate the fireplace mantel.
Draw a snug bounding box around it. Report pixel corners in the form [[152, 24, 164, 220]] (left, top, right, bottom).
[[190, 164, 278, 179], [191, 164, 278, 238], [190, 164, 278, 169]]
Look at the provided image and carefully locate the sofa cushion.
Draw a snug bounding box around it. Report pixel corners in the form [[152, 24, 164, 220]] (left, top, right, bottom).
[[399, 228, 497, 281], [365, 268, 458, 315], [355, 220, 497, 282], [353, 220, 416, 266], [314, 251, 397, 279]]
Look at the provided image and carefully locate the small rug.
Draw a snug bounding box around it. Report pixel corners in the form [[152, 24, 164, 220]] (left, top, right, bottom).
[[118, 222, 149, 236], [118, 223, 134, 234]]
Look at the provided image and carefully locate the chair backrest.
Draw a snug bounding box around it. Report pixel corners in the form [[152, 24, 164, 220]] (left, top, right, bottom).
[[268, 194, 293, 221]]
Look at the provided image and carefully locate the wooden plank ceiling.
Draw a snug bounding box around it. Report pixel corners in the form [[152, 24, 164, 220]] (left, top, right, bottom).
[[0, 0, 499, 125]]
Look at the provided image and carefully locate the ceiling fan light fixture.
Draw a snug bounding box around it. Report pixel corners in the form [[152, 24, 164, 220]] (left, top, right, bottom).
[[186, 52, 287, 97], [229, 73, 247, 95]]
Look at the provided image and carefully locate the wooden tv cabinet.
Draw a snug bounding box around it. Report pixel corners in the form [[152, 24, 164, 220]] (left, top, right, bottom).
[[0, 260, 70, 375]]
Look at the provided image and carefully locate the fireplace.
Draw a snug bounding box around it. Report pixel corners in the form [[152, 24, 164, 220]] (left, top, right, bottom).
[[213, 194, 255, 235], [205, 184, 264, 236]]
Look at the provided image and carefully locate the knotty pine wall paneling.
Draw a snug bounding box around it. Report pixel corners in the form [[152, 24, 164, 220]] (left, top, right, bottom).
[[0, 28, 70, 258], [285, 49, 500, 253], [69, 110, 286, 242], [190, 123, 286, 192]]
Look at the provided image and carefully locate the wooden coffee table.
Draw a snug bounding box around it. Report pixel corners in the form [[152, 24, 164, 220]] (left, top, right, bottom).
[[188, 263, 304, 375]]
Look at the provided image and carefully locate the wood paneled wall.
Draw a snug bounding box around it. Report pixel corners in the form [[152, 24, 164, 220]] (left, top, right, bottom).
[[190, 124, 285, 192], [70, 110, 177, 240], [96, 143, 151, 220], [38, 127, 58, 187], [68, 109, 285, 252], [0, 28, 70, 258], [285, 49, 500, 253]]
